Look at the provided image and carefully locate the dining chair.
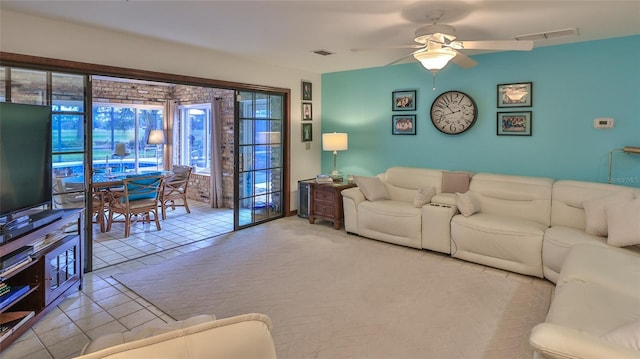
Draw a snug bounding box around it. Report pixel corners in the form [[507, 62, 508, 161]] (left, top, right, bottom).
[[160, 165, 193, 220], [91, 190, 108, 233], [106, 174, 164, 238]]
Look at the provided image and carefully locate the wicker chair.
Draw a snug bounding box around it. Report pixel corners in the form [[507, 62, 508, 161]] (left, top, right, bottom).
[[106, 174, 164, 238], [160, 166, 192, 220]]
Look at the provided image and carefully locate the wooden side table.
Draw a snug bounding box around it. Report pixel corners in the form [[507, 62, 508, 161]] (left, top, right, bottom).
[[308, 181, 356, 230]]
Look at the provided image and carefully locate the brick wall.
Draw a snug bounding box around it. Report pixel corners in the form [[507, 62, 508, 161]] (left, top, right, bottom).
[[93, 80, 235, 208]]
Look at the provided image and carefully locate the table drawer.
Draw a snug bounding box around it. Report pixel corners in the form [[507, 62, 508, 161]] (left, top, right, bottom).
[[314, 202, 335, 216], [314, 190, 334, 202]]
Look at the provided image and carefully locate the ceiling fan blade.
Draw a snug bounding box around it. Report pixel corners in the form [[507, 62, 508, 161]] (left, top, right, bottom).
[[454, 40, 534, 51], [385, 48, 426, 66], [351, 44, 425, 52], [451, 50, 478, 69]]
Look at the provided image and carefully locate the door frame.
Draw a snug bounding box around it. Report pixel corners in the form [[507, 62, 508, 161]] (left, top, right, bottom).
[[1, 51, 292, 272]]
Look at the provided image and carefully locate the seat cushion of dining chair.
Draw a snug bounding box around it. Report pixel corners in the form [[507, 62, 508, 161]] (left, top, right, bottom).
[[112, 198, 158, 211]]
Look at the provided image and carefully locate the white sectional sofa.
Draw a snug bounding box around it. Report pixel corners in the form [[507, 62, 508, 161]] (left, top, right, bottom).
[[343, 166, 640, 358]]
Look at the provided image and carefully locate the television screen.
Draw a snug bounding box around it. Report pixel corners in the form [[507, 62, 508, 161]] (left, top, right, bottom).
[[0, 103, 53, 219]]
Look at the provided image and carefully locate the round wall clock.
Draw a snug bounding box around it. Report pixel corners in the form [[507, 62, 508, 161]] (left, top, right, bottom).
[[430, 91, 478, 135]]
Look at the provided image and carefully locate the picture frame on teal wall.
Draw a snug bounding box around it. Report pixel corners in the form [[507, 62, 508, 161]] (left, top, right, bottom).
[[302, 123, 313, 142], [497, 82, 532, 107], [392, 115, 416, 135], [497, 111, 532, 136], [392, 90, 416, 111]]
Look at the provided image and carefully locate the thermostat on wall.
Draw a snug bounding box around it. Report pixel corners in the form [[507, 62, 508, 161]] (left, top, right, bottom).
[[594, 117, 614, 128]]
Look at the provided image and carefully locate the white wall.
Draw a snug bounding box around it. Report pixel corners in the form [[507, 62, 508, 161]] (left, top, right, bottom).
[[0, 9, 321, 211]]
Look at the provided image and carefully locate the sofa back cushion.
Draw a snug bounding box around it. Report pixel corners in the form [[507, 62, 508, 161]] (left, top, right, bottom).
[[381, 167, 444, 202], [551, 180, 639, 230], [469, 173, 554, 226]]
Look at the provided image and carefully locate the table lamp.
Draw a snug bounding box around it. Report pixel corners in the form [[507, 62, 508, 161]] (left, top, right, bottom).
[[148, 129, 166, 170], [322, 132, 348, 181]]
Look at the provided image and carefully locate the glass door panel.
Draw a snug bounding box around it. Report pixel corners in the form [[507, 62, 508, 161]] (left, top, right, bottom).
[[235, 91, 283, 229]]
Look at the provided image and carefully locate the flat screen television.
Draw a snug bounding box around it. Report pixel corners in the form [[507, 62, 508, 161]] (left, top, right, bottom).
[[0, 102, 53, 220]]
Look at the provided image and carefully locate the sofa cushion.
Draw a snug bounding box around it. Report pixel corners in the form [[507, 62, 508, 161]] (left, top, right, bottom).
[[542, 226, 606, 282], [451, 213, 547, 277], [556, 244, 640, 298], [354, 176, 389, 201], [468, 173, 553, 227], [607, 196, 640, 247], [441, 171, 471, 193], [602, 319, 640, 351], [358, 200, 422, 248], [455, 191, 480, 217], [545, 279, 640, 337], [583, 190, 634, 236], [383, 167, 444, 202], [413, 187, 435, 208]]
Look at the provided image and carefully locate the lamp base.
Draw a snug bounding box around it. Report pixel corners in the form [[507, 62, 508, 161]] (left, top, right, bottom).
[[329, 171, 343, 183]]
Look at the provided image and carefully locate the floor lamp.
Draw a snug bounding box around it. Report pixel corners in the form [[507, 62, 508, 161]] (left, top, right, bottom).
[[322, 132, 348, 181], [608, 146, 640, 183], [148, 130, 166, 171]]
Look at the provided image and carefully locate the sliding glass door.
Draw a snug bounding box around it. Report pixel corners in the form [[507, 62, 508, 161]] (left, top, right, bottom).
[[235, 91, 283, 229]]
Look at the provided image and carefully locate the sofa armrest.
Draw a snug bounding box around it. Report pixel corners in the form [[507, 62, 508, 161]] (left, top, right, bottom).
[[530, 323, 640, 359], [342, 187, 366, 234], [74, 313, 276, 359]]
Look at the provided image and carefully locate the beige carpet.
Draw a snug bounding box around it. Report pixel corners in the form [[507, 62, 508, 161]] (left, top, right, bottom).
[[114, 216, 553, 359]]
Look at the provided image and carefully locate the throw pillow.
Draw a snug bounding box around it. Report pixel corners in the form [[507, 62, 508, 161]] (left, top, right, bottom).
[[606, 196, 640, 247], [353, 176, 390, 201], [455, 191, 480, 217], [602, 319, 640, 351], [441, 171, 471, 193], [583, 191, 634, 236], [413, 187, 436, 208]]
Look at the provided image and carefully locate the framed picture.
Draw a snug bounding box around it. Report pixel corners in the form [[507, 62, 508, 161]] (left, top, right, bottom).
[[302, 81, 312, 101], [497, 111, 532, 136], [302, 123, 313, 142], [497, 82, 532, 107], [302, 102, 312, 121], [392, 90, 417, 111], [392, 115, 416, 135]]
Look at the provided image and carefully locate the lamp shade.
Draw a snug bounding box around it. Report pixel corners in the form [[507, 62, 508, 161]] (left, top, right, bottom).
[[322, 133, 348, 151], [147, 129, 166, 145], [413, 48, 456, 72]]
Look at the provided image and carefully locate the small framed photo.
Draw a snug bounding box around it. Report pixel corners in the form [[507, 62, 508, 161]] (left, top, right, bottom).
[[497, 111, 532, 136], [302, 123, 313, 142], [497, 82, 532, 107], [302, 81, 312, 101], [392, 90, 417, 111], [302, 102, 312, 121], [392, 115, 416, 135]]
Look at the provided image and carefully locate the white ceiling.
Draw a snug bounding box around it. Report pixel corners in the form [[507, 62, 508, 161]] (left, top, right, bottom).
[[2, 1, 639, 74]]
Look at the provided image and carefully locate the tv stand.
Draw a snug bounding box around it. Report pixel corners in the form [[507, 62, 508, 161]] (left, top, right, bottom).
[[0, 208, 84, 351]]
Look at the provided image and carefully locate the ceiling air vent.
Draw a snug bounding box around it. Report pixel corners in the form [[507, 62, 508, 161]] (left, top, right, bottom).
[[312, 49, 335, 56], [515, 28, 578, 41]]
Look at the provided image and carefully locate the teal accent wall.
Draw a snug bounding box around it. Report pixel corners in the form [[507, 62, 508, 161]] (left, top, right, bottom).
[[321, 35, 640, 187]]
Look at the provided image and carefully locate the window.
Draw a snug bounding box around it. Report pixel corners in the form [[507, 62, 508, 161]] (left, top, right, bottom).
[[92, 104, 164, 173], [178, 104, 211, 174]]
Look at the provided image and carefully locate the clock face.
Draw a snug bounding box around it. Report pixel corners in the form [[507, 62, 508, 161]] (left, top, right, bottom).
[[430, 91, 478, 135]]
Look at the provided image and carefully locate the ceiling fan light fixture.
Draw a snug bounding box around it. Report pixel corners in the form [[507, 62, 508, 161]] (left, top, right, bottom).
[[413, 48, 456, 72]]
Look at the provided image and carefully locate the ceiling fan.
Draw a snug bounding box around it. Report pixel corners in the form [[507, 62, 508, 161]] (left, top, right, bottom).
[[353, 19, 534, 73]]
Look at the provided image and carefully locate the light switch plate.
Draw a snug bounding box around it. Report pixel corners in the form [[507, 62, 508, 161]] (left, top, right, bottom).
[[594, 118, 614, 128]]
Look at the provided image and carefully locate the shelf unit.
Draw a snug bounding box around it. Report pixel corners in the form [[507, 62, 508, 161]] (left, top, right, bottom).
[[0, 208, 84, 351]]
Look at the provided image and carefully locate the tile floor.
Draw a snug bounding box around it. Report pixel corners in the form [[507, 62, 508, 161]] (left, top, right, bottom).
[[91, 200, 234, 270], [2, 201, 236, 359], [2, 231, 226, 359]]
